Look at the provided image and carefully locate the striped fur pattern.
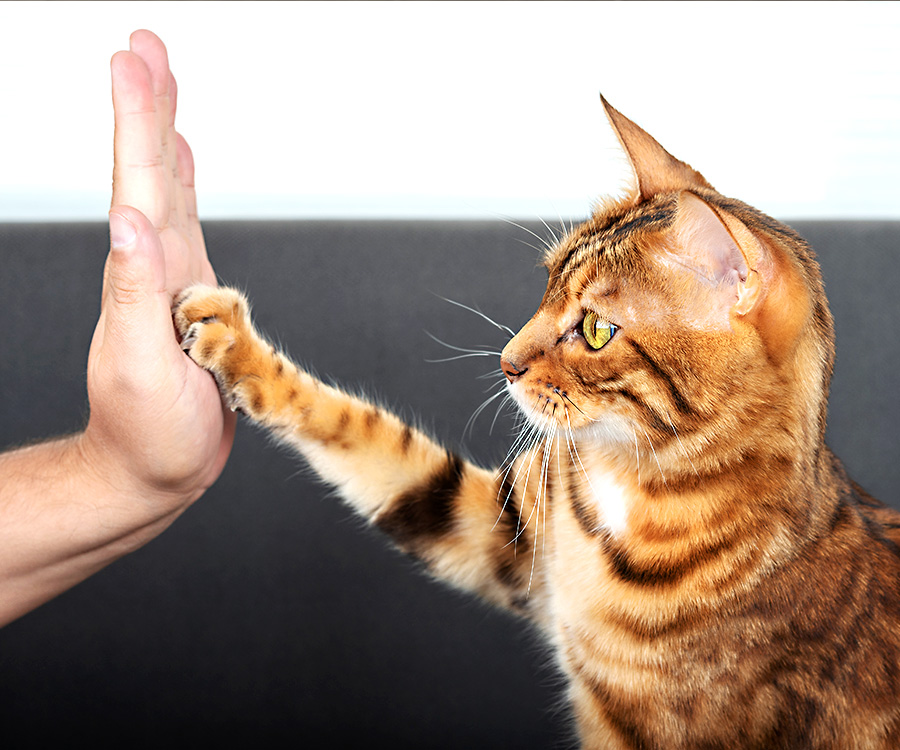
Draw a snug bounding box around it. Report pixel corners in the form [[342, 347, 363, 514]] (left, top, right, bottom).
[[174, 99, 900, 748]]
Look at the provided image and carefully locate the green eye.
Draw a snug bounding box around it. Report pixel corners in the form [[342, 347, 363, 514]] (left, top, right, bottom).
[[583, 311, 617, 350]]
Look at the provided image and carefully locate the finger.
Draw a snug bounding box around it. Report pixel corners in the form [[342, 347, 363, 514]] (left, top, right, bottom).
[[169, 71, 178, 130], [129, 32, 193, 238], [169, 74, 189, 232], [175, 133, 216, 286], [176, 133, 201, 235], [128, 29, 173, 147], [111, 50, 167, 226], [128, 31, 179, 215], [129, 30, 171, 105]]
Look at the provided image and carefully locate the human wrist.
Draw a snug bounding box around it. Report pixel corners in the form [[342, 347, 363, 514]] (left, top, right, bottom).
[[73, 426, 201, 519]]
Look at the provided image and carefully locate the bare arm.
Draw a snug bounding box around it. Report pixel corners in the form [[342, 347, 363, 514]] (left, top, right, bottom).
[[0, 31, 235, 626]]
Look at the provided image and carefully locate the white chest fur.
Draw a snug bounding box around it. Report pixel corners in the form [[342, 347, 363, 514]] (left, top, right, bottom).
[[587, 468, 630, 535]]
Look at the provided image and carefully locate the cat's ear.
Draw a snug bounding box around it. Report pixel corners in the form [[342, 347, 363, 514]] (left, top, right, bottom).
[[601, 95, 713, 201], [670, 193, 814, 360], [670, 192, 762, 317]]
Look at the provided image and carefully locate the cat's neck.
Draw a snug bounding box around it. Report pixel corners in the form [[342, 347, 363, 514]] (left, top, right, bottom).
[[566, 425, 843, 561]]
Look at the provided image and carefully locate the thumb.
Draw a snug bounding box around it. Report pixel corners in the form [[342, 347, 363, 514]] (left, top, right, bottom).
[[105, 206, 167, 308], [101, 206, 176, 362]]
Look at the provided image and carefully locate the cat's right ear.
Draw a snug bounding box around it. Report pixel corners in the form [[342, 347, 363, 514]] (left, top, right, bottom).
[[601, 95, 713, 202], [669, 193, 813, 361], [671, 192, 761, 317]]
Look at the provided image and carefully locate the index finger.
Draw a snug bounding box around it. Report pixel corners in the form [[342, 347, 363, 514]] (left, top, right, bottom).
[[110, 49, 168, 227]]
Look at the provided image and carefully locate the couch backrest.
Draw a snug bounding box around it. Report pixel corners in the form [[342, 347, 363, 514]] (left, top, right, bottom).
[[0, 219, 897, 746]]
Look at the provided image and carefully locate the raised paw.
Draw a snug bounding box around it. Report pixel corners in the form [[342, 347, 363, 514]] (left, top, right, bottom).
[[173, 285, 257, 411]]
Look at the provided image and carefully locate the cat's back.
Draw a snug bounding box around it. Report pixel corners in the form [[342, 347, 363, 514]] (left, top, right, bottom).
[[851, 482, 900, 549]]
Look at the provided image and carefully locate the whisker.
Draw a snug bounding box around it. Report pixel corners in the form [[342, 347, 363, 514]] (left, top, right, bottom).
[[526, 429, 555, 594], [464, 388, 508, 438], [489, 393, 514, 435], [514, 236, 549, 256], [426, 352, 500, 363], [501, 217, 557, 255], [424, 331, 502, 357], [666, 411, 700, 477], [494, 395, 553, 528], [538, 216, 561, 246], [503, 405, 542, 461], [558, 390, 594, 421], [482, 377, 510, 393], [493, 416, 542, 531], [638, 424, 667, 486], [434, 295, 516, 339], [507, 419, 551, 548], [505, 430, 544, 544], [565, 409, 596, 498], [557, 213, 574, 242], [632, 426, 642, 487]]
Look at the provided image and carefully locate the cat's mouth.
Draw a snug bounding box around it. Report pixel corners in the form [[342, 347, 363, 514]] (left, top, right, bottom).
[[507, 381, 582, 432], [507, 381, 634, 449]]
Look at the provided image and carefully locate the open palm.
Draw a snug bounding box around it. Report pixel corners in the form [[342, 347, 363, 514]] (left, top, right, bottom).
[[84, 30, 234, 502]]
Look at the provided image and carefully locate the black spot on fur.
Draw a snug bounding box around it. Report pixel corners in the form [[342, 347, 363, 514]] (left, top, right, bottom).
[[376, 454, 464, 550]]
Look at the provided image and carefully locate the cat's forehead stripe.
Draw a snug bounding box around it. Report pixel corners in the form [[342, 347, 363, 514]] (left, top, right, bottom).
[[554, 201, 676, 285]]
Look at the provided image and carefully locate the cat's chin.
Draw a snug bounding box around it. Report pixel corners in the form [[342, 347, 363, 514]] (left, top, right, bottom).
[[513, 401, 633, 449], [569, 418, 634, 449]]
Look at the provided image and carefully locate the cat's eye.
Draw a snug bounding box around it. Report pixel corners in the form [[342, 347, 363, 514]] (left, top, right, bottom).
[[582, 311, 617, 350]]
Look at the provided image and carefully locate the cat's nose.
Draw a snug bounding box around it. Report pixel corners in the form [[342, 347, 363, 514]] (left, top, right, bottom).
[[500, 357, 528, 383]]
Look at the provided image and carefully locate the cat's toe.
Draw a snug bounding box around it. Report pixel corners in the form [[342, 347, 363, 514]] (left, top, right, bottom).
[[179, 321, 204, 352], [174, 285, 249, 337], [181, 319, 236, 368]]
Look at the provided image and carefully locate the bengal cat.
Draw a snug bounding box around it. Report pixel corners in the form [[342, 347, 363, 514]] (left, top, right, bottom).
[[173, 98, 900, 749]]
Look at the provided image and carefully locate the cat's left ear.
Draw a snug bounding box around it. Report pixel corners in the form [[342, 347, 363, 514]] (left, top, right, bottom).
[[601, 95, 713, 201], [670, 192, 762, 317]]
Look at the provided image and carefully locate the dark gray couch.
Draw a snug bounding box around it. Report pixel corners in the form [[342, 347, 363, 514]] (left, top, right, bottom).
[[1, 220, 897, 747]]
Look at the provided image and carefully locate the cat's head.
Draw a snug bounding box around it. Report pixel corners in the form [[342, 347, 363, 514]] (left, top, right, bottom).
[[500, 98, 834, 473]]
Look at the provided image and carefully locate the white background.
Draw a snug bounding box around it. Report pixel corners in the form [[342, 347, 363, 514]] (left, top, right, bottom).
[[1, 1, 898, 221]]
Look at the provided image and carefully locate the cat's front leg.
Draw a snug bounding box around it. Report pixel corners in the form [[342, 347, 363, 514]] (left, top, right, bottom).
[[173, 284, 547, 617]]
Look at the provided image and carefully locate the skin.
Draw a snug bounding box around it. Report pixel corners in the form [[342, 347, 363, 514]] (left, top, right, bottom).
[[0, 30, 235, 627]]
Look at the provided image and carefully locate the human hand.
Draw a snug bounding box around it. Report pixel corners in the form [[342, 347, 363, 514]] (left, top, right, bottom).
[[0, 31, 236, 625], [79, 30, 235, 507]]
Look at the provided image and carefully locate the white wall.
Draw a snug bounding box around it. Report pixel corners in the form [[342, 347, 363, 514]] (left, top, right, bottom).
[[1, 0, 898, 221]]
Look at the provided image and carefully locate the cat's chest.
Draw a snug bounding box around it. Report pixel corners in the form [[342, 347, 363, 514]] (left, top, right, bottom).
[[586, 467, 631, 535]]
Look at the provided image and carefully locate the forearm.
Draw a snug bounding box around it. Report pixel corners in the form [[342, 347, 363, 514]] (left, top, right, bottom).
[[0, 434, 188, 626]]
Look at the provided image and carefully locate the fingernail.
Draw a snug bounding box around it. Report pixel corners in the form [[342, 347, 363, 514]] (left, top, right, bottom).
[[109, 211, 137, 249]]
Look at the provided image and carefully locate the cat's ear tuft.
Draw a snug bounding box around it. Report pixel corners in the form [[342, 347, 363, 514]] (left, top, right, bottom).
[[600, 95, 713, 201]]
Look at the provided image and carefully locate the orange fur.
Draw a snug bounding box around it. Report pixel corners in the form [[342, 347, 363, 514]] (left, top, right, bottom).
[[174, 99, 900, 748]]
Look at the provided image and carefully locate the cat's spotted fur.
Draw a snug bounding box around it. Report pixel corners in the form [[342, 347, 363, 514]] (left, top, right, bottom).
[[174, 99, 900, 749]]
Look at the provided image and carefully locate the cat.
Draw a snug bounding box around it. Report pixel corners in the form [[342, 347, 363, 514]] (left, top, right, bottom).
[[173, 97, 900, 749]]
